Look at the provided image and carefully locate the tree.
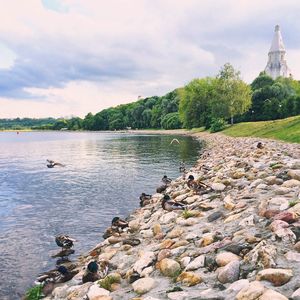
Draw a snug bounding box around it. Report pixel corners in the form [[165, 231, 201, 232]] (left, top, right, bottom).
[[214, 63, 252, 124]]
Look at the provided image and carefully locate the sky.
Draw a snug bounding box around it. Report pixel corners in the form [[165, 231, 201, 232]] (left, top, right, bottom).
[[1, 0, 300, 118]]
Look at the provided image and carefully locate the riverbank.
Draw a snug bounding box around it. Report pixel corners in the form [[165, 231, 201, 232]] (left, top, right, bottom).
[[38, 133, 300, 300]]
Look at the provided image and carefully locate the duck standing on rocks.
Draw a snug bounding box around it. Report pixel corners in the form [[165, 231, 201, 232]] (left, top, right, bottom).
[[82, 261, 100, 283], [161, 194, 186, 211], [162, 175, 172, 185], [36, 265, 78, 296], [111, 217, 129, 230], [55, 234, 76, 251], [187, 175, 211, 194], [139, 193, 152, 207]]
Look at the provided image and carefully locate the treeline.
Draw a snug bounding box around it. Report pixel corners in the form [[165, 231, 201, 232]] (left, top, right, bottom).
[[0, 117, 57, 130], [4, 63, 300, 132]]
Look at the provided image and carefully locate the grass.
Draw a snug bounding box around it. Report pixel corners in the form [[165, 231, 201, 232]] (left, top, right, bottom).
[[289, 200, 300, 207], [182, 210, 196, 219], [25, 285, 43, 300], [222, 116, 300, 143], [98, 274, 121, 291]]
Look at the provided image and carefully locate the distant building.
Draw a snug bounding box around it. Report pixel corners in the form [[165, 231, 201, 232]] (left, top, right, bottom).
[[265, 25, 292, 79]]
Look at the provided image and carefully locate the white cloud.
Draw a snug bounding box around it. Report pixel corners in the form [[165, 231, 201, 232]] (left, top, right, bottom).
[[0, 0, 299, 117]]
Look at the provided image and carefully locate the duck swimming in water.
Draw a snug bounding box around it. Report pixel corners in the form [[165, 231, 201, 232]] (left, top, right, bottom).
[[161, 194, 186, 211], [139, 193, 152, 207], [82, 260, 101, 283], [47, 159, 66, 168], [111, 217, 129, 229], [55, 234, 76, 250], [162, 175, 172, 185]]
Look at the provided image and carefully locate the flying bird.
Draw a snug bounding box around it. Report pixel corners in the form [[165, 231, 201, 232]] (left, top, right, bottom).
[[47, 159, 65, 168], [170, 138, 180, 145]]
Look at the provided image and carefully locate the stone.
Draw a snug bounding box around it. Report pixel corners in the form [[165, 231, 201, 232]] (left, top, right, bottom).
[[87, 285, 110, 300], [216, 251, 240, 267], [140, 229, 154, 238], [160, 239, 175, 249], [133, 251, 156, 274], [287, 169, 300, 180], [66, 282, 94, 299], [217, 260, 240, 284], [223, 195, 235, 210], [185, 255, 205, 271], [285, 251, 300, 262], [199, 233, 215, 246], [226, 279, 249, 295], [159, 258, 181, 277], [207, 211, 224, 222], [236, 281, 265, 300], [167, 291, 189, 300], [256, 268, 293, 286], [259, 289, 288, 300], [129, 220, 140, 231], [224, 213, 242, 223], [157, 249, 171, 261], [132, 278, 155, 295], [292, 287, 300, 300], [167, 227, 184, 239], [275, 187, 291, 195], [268, 197, 289, 210], [265, 176, 278, 185], [212, 183, 226, 191], [152, 223, 162, 236], [160, 212, 178, 224], [176, 271, 203, 286], [180, 256, 191, 268], [239, 215, 255, 227], [171, 240, 189, 249], [273, 211, 298, 223], [244, 240, 277, 268], [294, 241, 300, 252], [282, 179, 300, 188]]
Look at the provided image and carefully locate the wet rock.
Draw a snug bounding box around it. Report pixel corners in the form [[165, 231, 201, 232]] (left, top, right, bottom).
[[132, 277, 155, 294], [216, 251, 240, 267], [217, 260, 240, 284], [236, 281, 265, 300], [256, 268, 293, 286], [176, 271, 203, 286], [159, 258, 181, 277]]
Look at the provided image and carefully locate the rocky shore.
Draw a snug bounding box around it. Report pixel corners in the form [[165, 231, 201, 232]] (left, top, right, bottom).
[[43, 133, 300, 300]]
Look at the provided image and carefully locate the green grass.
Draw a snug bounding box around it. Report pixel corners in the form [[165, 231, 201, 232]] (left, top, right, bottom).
[[25, 285, 43, 300], [289, 200, 300, 207], [222, 116, 300, 143], [98, 274, 121, 291]]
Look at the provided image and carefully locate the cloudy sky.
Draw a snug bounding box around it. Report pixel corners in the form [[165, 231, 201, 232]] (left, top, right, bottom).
[[1, 0, 300, 118]]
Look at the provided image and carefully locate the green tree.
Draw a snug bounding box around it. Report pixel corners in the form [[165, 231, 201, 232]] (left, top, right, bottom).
[[214, 63, 252, 124]]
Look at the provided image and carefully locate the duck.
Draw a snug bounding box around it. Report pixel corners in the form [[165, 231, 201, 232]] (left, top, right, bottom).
[[36, 265, 78, 296], [187, 175, 211, 193], [139, 193, 152, 207], [156, 185, 167, 193], [47, 159, 66, 168], [102, 226, 120, 239], [82, 261, 101, 283], [55, 234, 76, 250], [111, 217, 129, 229], [162, 175, 172, 185], [161, 194, 186, 211], [257, 142, 264, 149]]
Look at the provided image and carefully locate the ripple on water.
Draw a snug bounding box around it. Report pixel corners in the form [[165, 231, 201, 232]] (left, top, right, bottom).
[[0, 132, 202, 298]]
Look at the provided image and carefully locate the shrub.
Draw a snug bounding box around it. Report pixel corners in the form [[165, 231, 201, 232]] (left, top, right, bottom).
[[210, 118, 227, 132], [25, 285, 43, 300]]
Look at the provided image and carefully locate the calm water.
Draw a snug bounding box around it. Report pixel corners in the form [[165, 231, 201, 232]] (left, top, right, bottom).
[[0, 131, 202, 299]]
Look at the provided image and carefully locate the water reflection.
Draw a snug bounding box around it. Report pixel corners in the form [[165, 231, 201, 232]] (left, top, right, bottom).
[[0, 132, 202, 299]]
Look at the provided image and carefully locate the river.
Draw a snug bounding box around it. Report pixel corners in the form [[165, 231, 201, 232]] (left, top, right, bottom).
[[0, 131, 202, 299]]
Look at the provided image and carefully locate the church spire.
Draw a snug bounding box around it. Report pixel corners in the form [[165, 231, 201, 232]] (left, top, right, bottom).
[[265, 25, 291, 79]]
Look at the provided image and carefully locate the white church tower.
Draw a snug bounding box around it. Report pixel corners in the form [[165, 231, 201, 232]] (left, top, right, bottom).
[[265, 25, 292, 79]]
